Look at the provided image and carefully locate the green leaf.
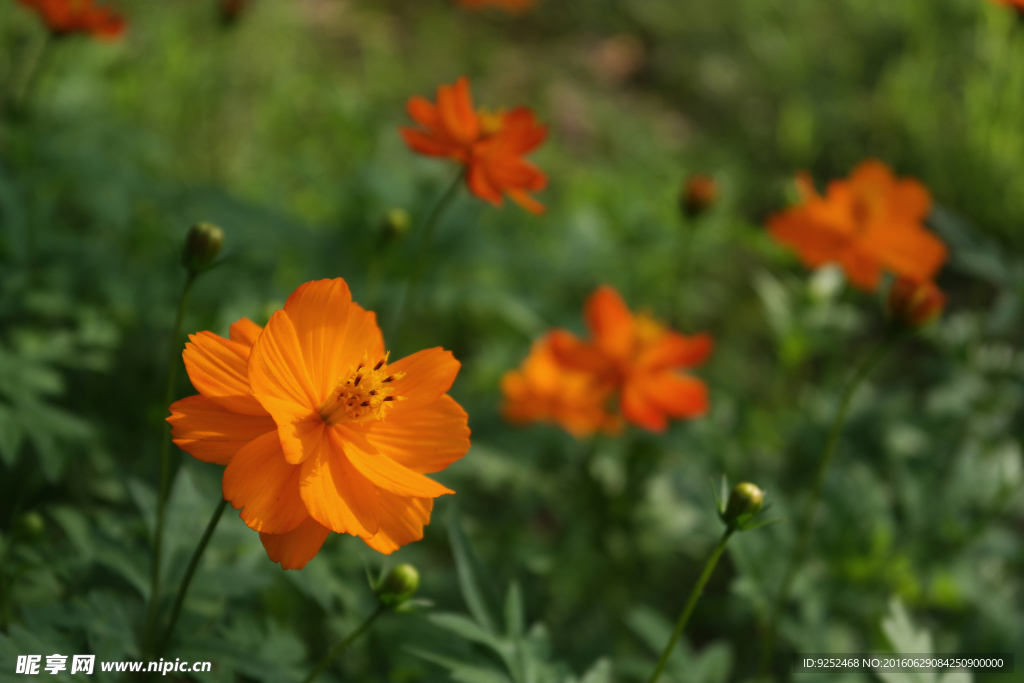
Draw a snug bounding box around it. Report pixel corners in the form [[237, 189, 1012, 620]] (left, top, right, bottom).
[[579, 658, 613, 683], [449, 504, 500, 635], [407, 647, 514, 683], [505, 581, 525, 639]]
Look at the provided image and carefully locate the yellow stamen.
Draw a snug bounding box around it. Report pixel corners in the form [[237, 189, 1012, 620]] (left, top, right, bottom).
[[318, 352, 406, 425]]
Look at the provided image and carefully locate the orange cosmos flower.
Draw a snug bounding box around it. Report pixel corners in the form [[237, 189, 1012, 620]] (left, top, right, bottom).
[[989, 0, 1024, 11], [548, 286, 713, 433], [16, 0, 125, 39], [457, 0, 537, 12], [501, 332, 621, 438], [401, 76, 548, 214], [167, 279, 470, 570], [768, 160, 948, 291]]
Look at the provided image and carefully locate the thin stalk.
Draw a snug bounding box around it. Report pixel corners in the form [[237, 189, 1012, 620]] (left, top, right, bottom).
[[142, 271, 198, 657], [647, 529, 734, 683], [157, 498, 228, 656], [672, 216, 695, 328], [388, 170, 464, 345], [299, 605, 386, 683], [12, 32, 53, 114], [758, 332, 898, 676]]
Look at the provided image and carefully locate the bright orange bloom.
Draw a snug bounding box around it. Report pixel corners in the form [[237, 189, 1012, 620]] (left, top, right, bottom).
[[548, 286, 712, 433], [989, 0, 1024, 11], [168, 279, 470, 570], [457, 0, 537, 12], [501, 333, 621, 438], [768, 160, 947, 291], [887, 277, 946, 328], [16, 0, 125, 39], [401, 77, 548, 214]]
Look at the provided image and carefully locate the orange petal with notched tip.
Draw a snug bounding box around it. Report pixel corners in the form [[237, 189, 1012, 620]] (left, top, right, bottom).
[[335, 425, 454, 498], [259, 516, 331, 570], [183, 332, 265, 416], [385, 347, 461, 414], [359, 395, 470, 474], [299, 433, 380, 537], [229, 318, 263, 349], [362, 492, 433, 554], [222, 431, 308, 534], [249, 308, 319, 409], [168, 394, 275, 465], [281, 279, 384, 403]]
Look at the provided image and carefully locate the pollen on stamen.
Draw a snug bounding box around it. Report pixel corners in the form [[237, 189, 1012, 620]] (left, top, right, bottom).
[[316, 352, 406, 425]]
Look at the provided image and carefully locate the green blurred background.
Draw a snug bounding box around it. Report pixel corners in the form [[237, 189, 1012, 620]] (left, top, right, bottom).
[[0, 0, 1022, 682]]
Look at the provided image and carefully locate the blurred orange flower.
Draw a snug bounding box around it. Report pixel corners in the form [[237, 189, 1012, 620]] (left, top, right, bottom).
[[548, 286, 713, 433], [16, 0, 125, 39], [168, 279, 470, 569], [501, 333, 621, 438], [457, 0, 537, 12], [989, 0, 1024, 11], [768, 160, 947, 291], [401, 76, 548, 214]]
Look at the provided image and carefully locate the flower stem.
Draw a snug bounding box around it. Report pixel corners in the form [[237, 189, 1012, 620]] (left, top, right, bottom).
[[142, 271, 198, 658], [758, 332, 898, 677], [11, 32, 53, 115], [388, 170, 464, 345], [299, 605, 386, 683], [671, 215, 695, 329], [157, 498, 228, 656], [647, 529, 734, 683]]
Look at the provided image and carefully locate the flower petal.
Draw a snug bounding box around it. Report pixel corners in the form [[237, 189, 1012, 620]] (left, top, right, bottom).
[[281, 279, 384, 403], [249, 308, 320, 410], [229, 317, 263, 349], [642, 372, 709, 419], [385, 347, 461, 414], [222, 431, 309, 534], [299, 430, 380, 538], [253, 396, 324, 465], [360, 395, 470, 474], [637, 332, 713, 371], [620, 379, 668, 432], [168, 394, 276, 465], [183, 331, 265, 416], [585, 286, 636, 360], [336, 425, 454, 498], [259, 516, 331, 570], [362, 492, 433, 555]]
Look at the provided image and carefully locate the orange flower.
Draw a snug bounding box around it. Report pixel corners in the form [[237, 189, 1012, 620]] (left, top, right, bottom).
[[989, 0, 1024, 11], [457, 0, 537, 12], [548, 286, 712, 433], [167, 279, 470, 570], [401, 77, 548, 214], [768, 160, 948, 291], [501, 333, 621, 438], [887, 277, 946, 328], [16, 0, 125, 39], [681, 174, 719, 219], [218, 0, 249, 24]]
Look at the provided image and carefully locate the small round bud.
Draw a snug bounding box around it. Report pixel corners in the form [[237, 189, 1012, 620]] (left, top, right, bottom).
[[722, 482, 764, 530], [376, 564, 419, 606], [680, 174, 719, 219], [379, 208, 411, 242], [182, 222, 224, 273], [887, 277, 945, 329], [219, 0, 249, 25], [17, 511, 46, 540]]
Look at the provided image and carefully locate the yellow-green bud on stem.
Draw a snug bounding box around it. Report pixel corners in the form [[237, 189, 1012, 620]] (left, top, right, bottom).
[[380, 208, 411, 243], [182, 223, 224, 273], [16, 511, 46, 541], [722, 482, 764, 531], [376, 564, 419, 606]]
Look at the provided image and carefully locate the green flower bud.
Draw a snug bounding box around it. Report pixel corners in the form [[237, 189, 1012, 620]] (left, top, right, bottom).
[[376, 564, 419, 606], [17, 511, 46, 541], [379, 208, 411, 242], [182, 222, 224, 273], [722, 482, 764, 531]]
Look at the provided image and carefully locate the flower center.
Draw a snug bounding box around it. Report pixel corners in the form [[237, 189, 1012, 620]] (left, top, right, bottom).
[[478, 108, 505, 137], [317, 353, 405, 425]]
